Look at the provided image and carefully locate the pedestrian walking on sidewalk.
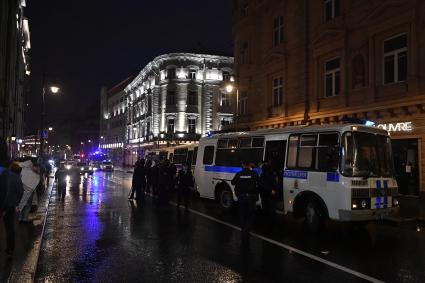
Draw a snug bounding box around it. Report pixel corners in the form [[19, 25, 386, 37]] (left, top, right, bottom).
[[176, 162, 194, 209], [18, 160, 40, 223], [0, 162, 24, 257], [231, 160, 260, 247], [55, 163, 67, 200]]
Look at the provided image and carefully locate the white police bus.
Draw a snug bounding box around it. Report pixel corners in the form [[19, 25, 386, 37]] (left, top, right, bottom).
[[194, 124, 400, 231]]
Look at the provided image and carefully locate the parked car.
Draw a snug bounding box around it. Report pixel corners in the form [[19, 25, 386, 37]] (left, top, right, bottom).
[[100, 161, 114, 171], [76, 161, 93, 175]]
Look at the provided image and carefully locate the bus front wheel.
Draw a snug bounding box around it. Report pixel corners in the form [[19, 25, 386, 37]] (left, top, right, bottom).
[[305, 201, 324, 232], [218, 188, 234, 210]]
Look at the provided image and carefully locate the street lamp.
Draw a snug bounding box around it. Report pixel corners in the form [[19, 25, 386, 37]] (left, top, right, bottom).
[[39, 74, 60, 162], [226, 83, 239, 130]]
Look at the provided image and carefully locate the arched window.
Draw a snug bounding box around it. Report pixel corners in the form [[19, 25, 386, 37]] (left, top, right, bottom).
[[352, 54, 365, 88]]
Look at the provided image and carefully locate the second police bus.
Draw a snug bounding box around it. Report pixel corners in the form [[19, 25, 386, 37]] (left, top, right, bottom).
[[194, 124, 400, 231]]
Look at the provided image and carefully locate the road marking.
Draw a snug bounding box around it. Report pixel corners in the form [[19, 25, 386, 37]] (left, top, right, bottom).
[[169, 201, 385, 283]]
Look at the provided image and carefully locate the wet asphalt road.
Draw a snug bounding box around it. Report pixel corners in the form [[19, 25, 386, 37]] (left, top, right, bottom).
[[35, 170, 425, 283]]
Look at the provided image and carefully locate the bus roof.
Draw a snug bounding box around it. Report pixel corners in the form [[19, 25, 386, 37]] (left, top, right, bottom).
[[202, 124, 389, 140]]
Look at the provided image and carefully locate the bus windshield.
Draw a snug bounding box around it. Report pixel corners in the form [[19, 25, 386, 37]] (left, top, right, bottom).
[[341, 132, 394, 177]]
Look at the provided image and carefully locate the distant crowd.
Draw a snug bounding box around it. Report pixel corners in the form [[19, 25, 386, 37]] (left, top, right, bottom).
[[129, 158, 194, 209]]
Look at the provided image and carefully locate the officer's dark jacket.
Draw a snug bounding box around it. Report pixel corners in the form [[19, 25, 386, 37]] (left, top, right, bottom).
[[231, 168, 259, 196], [177, 169, 194, 189]]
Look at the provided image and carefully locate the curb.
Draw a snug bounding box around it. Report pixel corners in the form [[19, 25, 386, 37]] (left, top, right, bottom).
[[31, 182, 55, 282], [7, 181, 55, 283]]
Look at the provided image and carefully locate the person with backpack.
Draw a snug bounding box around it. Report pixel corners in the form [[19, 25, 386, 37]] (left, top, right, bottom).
[[1, 162, 24, 257]]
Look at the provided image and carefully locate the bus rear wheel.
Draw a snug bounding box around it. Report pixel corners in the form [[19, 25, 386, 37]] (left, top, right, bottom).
[[218, 188, 234, 210], [305, 201, 324, 233]]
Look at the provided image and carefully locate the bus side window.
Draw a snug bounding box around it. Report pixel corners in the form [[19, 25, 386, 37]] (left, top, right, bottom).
[[203, 146, 215, 165], [317, 133, 339, 172], [287, 135, 299, 168]]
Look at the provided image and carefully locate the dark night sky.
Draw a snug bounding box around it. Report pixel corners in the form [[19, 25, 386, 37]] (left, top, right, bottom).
[[25, 1, 233, 145]]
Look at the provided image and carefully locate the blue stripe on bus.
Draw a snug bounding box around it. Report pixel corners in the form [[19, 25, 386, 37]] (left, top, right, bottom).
[[383, 180, 388, 208], [205, 166, 241, 173], [284, 170, 308, 179], [204, 166, 262, 175], [376, 180, 381, 209], [326, 172, 340, 182]]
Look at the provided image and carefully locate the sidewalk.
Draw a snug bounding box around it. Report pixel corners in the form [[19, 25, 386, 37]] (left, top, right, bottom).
[[399, 195, 425, 223], [0, 176, 54, 283]]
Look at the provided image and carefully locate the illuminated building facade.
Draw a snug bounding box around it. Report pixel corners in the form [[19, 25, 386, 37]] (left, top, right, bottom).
[[232, 0, 425, 195], [100, 76, 135, 165], [0, 0, 31, 158], [124, 53, 234, 165]]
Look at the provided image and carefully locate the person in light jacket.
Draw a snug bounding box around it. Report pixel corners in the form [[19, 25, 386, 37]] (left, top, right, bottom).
[[18, 160, 40, 223]]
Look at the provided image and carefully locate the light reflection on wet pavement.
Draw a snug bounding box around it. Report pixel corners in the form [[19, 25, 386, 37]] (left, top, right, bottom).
[[35, 171, 425, 283]]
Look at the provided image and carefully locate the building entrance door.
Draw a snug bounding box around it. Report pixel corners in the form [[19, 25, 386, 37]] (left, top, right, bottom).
[[392, 139, 420, 196]]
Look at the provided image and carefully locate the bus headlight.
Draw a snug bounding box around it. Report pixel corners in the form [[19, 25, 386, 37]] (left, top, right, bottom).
[[393, 198, 399, 206], [361, 200, 367, 208], [352, 201, 358, 209]]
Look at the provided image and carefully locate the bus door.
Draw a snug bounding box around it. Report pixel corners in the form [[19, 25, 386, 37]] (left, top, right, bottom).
[[196, 145, 216, 198], [264, 140, 286, 201]]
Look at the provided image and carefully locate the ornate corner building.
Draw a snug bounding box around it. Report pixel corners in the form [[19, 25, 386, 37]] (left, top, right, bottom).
[[123, 53, 234, 165], [233, 0, 425, 196]]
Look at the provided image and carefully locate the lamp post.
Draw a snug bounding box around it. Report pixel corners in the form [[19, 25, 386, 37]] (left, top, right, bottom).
[[226, 83, 239, 131], [39, 73, 60, 162]]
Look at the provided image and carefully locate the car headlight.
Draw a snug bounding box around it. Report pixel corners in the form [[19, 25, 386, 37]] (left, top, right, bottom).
[[80, 168, 84, 171], [89, 167, 92, 170], [66, 165, 71, 170]]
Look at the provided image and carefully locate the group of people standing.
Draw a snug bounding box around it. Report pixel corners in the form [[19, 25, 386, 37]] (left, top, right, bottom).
[[0, 139, 49, 258], [129, 158, 194, 209]]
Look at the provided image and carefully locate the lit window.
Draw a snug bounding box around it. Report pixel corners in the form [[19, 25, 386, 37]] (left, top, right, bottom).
[[383, 34, 407, 84], [222, 71, 231, 81], [273, 16, 284, 46], [188, 118, 196, 134], [167, 119, 175, 133], [189, 69, 197, 80], [325, 58, 340, 97], [324, 0, 340, 22], [221, 92, 230, 107], [272, 77, 283, 107]]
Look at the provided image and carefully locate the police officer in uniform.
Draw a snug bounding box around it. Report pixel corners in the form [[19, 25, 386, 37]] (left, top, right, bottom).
[[231, 160, 260, 247]]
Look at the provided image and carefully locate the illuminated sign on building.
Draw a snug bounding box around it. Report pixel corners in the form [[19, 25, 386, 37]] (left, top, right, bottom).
[[377, 121, 413, 132]]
